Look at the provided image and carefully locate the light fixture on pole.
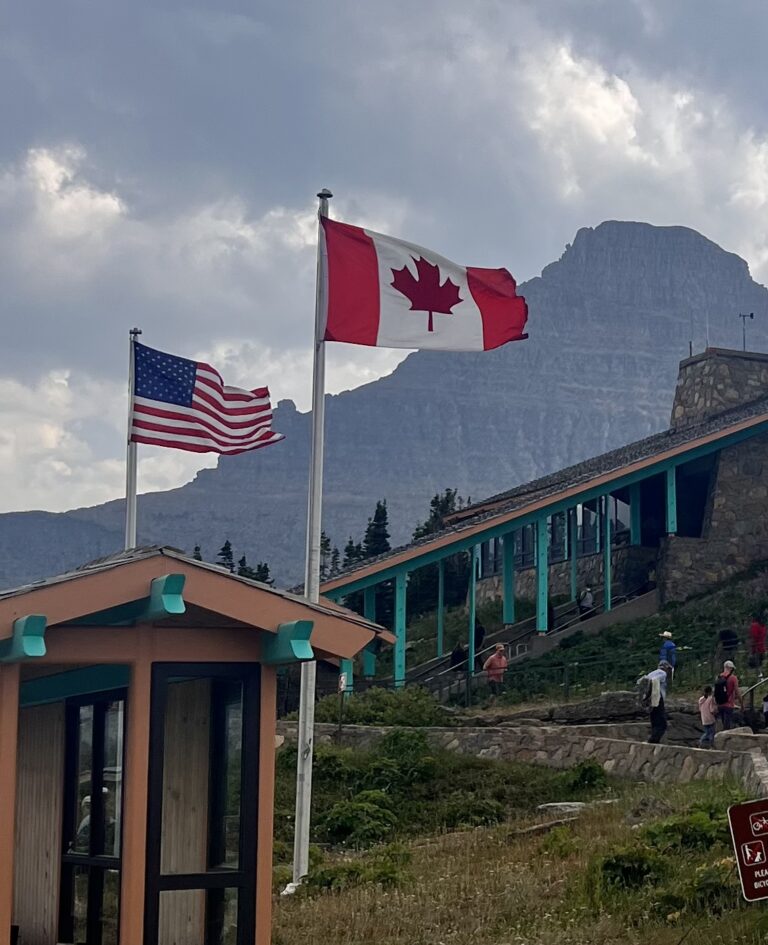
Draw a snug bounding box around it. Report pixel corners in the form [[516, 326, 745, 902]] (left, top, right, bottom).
[[738, 312, 755, 352]]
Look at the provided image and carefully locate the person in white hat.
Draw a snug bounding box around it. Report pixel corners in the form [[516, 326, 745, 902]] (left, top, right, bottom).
[[658, 630, 677, 678]]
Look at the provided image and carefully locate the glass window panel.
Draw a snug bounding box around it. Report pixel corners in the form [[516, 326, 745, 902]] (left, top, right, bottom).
[[103, 700, 124, 858], [102, 868, 120, 945], [72, 706, 93, 854], [207, 888, 239, 945], [158, 889, 206, 945], [211, 684, 243, 870]]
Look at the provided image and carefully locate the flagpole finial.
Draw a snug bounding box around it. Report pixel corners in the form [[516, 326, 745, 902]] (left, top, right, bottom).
[[317, 188, 333, 200], [129, 327, 143, 339]]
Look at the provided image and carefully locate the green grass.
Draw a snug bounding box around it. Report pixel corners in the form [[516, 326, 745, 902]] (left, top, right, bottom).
[[273, 778, 761, 945]]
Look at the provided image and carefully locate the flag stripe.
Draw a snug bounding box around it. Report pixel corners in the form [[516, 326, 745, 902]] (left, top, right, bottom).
[[133, 399, 274, 435], [321, 217, 380, 346], [130, 343, 283, 456], [132, 430, 284, 455], [466, 267, 529, 351]]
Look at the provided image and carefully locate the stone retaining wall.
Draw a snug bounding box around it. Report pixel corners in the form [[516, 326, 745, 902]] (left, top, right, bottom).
[[278, 722, 768, 796]]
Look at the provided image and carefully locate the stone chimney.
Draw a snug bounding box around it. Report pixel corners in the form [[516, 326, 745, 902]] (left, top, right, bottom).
[[670, 348, 768, 429]]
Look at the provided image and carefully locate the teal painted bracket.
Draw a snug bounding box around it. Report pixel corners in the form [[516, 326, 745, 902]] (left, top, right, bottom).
[[0, 615, 47, 663], [73, 573, 186, 626], [262, 620, 314, 665]]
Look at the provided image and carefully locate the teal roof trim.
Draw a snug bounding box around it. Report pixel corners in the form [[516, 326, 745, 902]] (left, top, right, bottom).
[[0, 615, 47, 663], [262, 620, 314, 665]]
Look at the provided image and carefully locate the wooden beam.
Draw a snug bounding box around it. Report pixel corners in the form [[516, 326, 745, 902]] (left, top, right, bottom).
[[0, 665, 20, 943]]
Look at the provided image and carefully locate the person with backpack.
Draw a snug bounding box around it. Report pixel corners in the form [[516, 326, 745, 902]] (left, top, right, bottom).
[[714, 660, 741, 730], [639, 660, 672, 744], [578, 586, 594, 621]]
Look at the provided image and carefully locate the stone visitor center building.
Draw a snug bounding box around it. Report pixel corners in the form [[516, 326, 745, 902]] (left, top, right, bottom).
[[0, 547, 387, 945], [322, 348, 768, 689]]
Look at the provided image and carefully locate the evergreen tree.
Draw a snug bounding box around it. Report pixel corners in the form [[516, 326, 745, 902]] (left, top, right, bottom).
[[330, 547, 341, 576], [363, 500, 391, 559], [407, 489, 469, 618], [320, 531, 332, 581], [217, 540, 234, 573], [254, 561, 273, 585], [237, 555, 258, 579], [192, 545, 203, 561], [342, 536, 364, 569]]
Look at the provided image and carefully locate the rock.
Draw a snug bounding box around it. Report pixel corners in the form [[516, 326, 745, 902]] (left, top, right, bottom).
[[537, 802, 590, 814]]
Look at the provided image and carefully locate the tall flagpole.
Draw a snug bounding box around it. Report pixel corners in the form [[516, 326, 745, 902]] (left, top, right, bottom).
[[124, 326, 142, 550], [291, 188, 332, 887]]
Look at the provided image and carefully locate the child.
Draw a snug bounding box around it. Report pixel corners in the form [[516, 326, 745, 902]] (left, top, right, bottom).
[[699, 685, 717, 748]]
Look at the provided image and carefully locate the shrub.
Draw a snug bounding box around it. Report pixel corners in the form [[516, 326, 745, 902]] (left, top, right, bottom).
[[642, 811, 730, 852], [438, 795, 506, 829], [321, 790, 398, 846], [559, 760, 608, 793], [541, 825, 578, 858], [654, 858, 740, 917], [596, 846, 669, 893], [304, 845, 411, 893], [313, 686, 445, 727]]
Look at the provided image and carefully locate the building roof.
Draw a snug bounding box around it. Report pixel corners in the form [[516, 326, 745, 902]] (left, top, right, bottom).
[[321, 391, 768, 594], [0, 545, 392, 658]]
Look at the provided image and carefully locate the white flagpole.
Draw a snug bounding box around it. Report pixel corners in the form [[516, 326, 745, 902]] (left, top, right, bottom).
[[124, 326, 142, 550], [291, 188, 332, 887]]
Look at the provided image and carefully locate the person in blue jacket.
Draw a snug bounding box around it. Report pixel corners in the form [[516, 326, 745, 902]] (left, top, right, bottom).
[[659, 630, 677, 677]]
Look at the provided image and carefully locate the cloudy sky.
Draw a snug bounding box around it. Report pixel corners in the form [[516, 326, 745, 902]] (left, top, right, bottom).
[[2, 0, 768, 513]]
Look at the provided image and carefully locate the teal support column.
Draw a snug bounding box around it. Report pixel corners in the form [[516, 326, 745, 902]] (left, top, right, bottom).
[[468, 546, 478, 674], [436, 560, 445, 657], [394, 572, 407, 688], [362, 586, 376, 678], [569, 508, 578, 601], [665, 467, 678, 534], [629, 483, 642, 546], [502, 534, 516, 624], [603, 496, 612, 612], [339, 657, 354, 694], [536, 517, 549, 633], [595, 501, 601, 554]]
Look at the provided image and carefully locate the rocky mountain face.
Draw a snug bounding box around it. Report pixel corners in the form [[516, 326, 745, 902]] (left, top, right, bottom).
[[2, 221, 767, 589]]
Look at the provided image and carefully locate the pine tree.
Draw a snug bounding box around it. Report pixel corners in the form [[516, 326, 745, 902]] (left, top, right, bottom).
[[363, 500, 391, 559], [237, 555, 257, 579], [330, 547, 341, 576], [343, 536, 364, 569], [192, 545, 203, 561], [320, 531, 332, 581], [254, 561, 273, 585], [217, 540, 234, 573]]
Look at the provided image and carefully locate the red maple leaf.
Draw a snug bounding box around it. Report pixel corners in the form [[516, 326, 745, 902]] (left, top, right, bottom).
[[390, 256, 462, 332]]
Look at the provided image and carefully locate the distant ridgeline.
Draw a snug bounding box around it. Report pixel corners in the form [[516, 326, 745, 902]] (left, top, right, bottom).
[[2, 221, 768, 590]]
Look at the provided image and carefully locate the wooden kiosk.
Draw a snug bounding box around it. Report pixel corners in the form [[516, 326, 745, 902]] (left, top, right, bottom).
[[0, 547, 388, 945]]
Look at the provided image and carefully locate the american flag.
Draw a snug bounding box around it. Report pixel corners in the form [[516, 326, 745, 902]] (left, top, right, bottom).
[[130, 342, 284, 454]]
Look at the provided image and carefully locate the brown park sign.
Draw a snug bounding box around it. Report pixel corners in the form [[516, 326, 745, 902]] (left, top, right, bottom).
[[728, 799, 768, 901]]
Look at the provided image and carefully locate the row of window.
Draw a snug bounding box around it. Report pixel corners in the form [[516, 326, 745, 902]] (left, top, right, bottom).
[[479, 497, 630, 579]]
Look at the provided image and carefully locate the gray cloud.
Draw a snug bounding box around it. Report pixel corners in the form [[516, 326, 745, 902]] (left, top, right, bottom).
[[2, 0, 768, 512]]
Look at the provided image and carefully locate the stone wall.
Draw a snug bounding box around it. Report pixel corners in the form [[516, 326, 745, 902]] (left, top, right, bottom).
[[476, 545, 657, 607], [277, 722, 768, 796], [671, 348, 768, 429], [659, 434, 768, 602]]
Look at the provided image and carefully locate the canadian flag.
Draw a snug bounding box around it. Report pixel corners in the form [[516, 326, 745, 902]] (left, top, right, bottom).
[[320, 218, 528, 351]]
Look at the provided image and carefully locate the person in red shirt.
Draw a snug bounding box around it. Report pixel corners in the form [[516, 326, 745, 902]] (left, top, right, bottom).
[[715, 661, 742, 730], [483, 644, 508, 698], [749, 613, 767, 667]]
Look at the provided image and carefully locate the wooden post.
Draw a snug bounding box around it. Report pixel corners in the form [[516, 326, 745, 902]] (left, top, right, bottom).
[[0, 665, 20, 943], [119, 652, 152, 945]]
